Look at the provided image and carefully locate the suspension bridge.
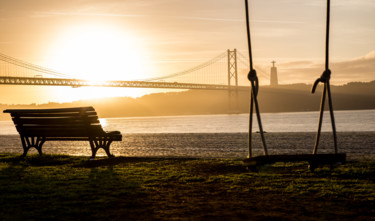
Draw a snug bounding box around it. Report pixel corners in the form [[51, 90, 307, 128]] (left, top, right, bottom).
[[0, 49, 270, 91]]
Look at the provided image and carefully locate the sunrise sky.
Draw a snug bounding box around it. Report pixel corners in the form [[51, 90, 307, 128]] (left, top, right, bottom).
[[0, 0, 374, 104]]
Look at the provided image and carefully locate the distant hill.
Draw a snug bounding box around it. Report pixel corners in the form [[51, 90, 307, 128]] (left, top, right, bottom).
[[1, 81, 374, 120]]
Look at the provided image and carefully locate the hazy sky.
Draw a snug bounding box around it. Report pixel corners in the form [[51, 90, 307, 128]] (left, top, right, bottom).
[[0, 0, 374, 104]]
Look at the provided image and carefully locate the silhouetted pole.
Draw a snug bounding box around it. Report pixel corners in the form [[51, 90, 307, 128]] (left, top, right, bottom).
[[244, 0, 268, 158], [311, 0, 338, 154]]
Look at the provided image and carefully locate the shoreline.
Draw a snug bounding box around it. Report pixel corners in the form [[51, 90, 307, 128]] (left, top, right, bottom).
[[1, 132, 374, 160]]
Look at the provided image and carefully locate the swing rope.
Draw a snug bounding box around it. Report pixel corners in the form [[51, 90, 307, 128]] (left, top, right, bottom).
[[311, 0, 338, 154], [244, 0, 268, 158], [243, 0, 344, 170]]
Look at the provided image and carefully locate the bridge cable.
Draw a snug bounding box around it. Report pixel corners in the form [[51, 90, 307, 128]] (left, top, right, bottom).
[[244, 0, 268, 157], [236, 52, 270, 81], [138, 51, 227, 82], [0, 52, 72, 78], [311, 0, 338, 154]]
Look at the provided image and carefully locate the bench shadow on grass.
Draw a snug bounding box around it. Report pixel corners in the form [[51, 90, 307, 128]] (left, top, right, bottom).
[[0, 154, 157, 220]]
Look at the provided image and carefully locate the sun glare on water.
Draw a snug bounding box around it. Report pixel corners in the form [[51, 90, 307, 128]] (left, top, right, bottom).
[[44, 23, 155, 101]]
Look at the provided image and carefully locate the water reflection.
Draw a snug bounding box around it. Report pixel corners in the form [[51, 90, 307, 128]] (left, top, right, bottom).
[[99, 118, 107, 128]]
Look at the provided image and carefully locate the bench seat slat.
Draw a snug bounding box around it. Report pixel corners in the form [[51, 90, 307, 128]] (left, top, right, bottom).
[[17, 128, 120, 137], [45, 135, 122, 141], [19, 132, 120, 137], [19, 131, 122, 139], [46, 137, 90, 141]]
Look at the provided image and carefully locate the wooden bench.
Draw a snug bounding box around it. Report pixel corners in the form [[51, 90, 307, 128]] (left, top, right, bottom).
[[3, 106, 122, 159]]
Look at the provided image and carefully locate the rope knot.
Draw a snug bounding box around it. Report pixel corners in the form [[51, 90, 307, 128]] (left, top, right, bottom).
[[247, 69, 259, 97], [247, 69, 257, 82], [312, 69, 331, 94], [320, 69, 331, 82]]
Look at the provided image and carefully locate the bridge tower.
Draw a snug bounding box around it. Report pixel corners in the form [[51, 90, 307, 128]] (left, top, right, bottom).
[[227, 49, 239, 113]]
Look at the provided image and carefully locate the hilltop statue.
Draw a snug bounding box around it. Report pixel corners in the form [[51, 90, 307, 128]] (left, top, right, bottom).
[[270, 61, 278, 86]]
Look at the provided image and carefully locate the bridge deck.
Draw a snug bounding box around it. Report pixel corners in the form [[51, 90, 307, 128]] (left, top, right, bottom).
[[0, 76, 249, 90]]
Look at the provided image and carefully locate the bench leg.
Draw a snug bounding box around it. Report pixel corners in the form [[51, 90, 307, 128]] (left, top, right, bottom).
[[20, 136, 46, 157], [89, 137, 115, 159]]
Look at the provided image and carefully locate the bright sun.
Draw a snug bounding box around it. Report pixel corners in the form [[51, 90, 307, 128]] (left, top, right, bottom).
[[45, 23, 152, 81], [43, 23, 155, 102]]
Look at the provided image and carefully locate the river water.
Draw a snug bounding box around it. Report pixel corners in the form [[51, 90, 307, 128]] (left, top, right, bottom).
[[0, 109, 374, 159], [104, 109, 375, 134], [0, 109, 374, 134]]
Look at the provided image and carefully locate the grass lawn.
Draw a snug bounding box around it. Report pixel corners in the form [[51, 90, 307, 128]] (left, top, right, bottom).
[[0, 154, 374, 220]]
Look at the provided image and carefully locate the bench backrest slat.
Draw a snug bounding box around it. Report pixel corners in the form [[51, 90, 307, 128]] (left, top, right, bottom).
[[8, 112, 97, 118], [12, 116, 99, 125], [3, 106, 105, 137], [3, 106, 95, 114]]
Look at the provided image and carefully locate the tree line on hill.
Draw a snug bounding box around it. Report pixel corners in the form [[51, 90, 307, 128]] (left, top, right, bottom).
[[1, 81, 374, 120]]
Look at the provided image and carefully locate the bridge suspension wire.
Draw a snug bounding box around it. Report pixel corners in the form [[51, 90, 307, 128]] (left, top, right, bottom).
[[236, 51, 270, 81], [140, 51, 228, 84], [0, 52, 72, 78]]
